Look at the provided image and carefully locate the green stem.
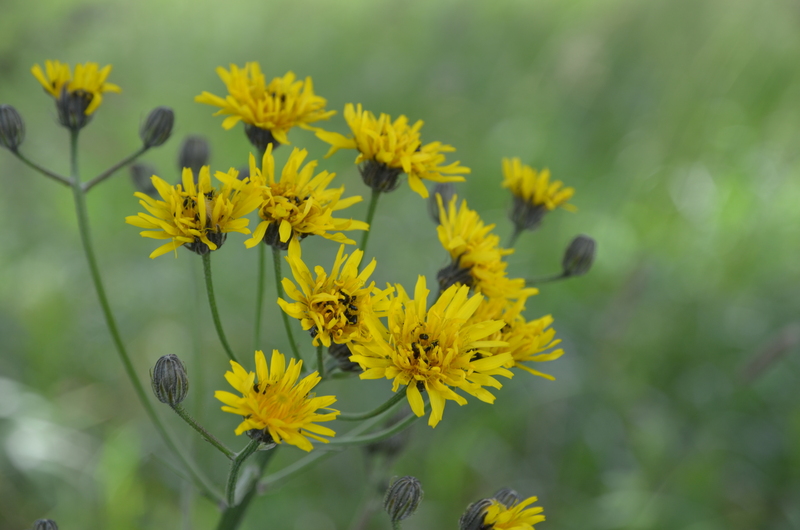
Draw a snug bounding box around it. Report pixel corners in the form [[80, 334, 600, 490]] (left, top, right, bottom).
[[12, 149, 71, 186], [202, 252, 239, 364], [316, 344, 324, 378], [217, 448, 278, 530], [328, 408, 421, 446], [172, 404, 234, 459], [526, 272, 568, 285], [391, 521, 402, 530], [226, 440, 263, 507], [359, 189, 381, 253], [337, 389, 407, 421], [272, 247, 303, 365], [82, 146, 148, 192], [253, 243, 266, 350], [507, 225, 523, 248], [67, 130, 222, 503]]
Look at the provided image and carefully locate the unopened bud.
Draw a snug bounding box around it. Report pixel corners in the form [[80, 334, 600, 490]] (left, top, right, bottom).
[[141, 107, 174, 148], [492, 488, 520, 508], [428, 182, 455, 224], [150, 354, 189, 406], [178, 135, 210, 176], [562, 234, 596, 277], [56, 88, 93, 131], [244, 124, 279, 154], [0, 105, 25, 152], [360, 159, 402, 193], [130, 163, 158, 197], [33, 520, 58, 530], [384, 476, 423, 524], [459, 499, 493, 530]]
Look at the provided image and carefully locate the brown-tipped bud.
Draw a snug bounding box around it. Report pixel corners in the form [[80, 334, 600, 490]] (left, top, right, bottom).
[[384, 476, 423, 524], [459, 499, 493, 530], [429, 182, 455, 224], [0, 105, 25, 152], [562, 234, 596, 277], [492, 488, 520, 508], [33, 520, 58, 530], [130, 162, 158, 197], [150, 354, 189, 406], [141, 107, 174, 148], [244, 124, 278, 154], [56, 88, 93, 131], [360, 159, 402, 193], [178, 135, 211, 176]]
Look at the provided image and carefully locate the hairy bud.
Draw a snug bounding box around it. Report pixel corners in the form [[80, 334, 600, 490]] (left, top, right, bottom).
[[244, 124, 278, 154], [33, 520, 58, 530], [140, 106, 174, 148], [428, 182, 455, 224], [459, 499, 493, 530], [178, 135, 211, 176], [0, 105, 25, 152], [360, 159, 402, 193], [56, 88, 93, 131], [150, 354, 189, 406], [562, 235, 596, 277], [492, 488, 520, 508], [384, 476, 423, 524], [129, 163, 158, 197]]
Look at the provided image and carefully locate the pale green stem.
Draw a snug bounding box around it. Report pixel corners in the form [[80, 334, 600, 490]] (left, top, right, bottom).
[[337, 389, 408, 421], [171, 404, 234, 460], [316, 344, 324, 378], [202, 252, 239, 364], [272, 247, 303, 365], [391, 521, 402, 530], [507, 225, 523, 248], [226, 439, 262, 507], [359, 189, 381, 253], [82, 146, 148, 192], [217, 449, 278, 530], [328, 408, 422, 446], [253, 243, 266, 350], [526, 272, 568, 285], [67, 130, 223, 503], [12, 149, 71, 186]]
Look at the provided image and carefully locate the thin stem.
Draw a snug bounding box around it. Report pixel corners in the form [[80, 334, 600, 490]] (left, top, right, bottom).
[[337, 389, 407, 421], [272, 247, 303, 365], [67, 130, 223, 503], [316, 344, 324, 378], [12, 150, 71, 186], [226, 440, 262, 507], [82, 146, 148, 192], [253, 243, 266, 350], [507, 225, 523, 248], [328, 408, 422, 446], [171, 404, 234, 459], [359, 189, 381, 253], [217, 449, 278, 530], [391, 521, 402, 530], [202, 252, 239, 364], [526, 272, 568, 285]]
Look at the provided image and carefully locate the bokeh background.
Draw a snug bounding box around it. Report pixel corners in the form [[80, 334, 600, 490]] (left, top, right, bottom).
[[2, 0, 800, 528]]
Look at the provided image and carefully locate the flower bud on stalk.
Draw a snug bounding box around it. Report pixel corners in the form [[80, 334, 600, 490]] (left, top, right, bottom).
[[129, 162, 158, 197], [151, 354, 189, 406], [56, 88, 93, 131], [459, 499, 493, 530], [562, 234, 596, 277], [0, 105, 25, 152], [33, 520, 59, 530], [428, 182, 455, 224], [384, 476, 423, 527], [140, 106, 174, 148], [177, 135, 210, 177]]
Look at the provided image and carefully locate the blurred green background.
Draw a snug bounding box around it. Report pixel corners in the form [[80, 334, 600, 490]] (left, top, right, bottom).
[[2, 0, 800, 528]]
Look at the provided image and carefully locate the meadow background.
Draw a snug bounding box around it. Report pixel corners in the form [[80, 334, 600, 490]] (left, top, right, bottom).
[[1, 0, 800, 528]]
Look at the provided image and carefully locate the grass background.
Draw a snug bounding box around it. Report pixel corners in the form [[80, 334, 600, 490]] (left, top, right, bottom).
[[1, 0, 800, 528]]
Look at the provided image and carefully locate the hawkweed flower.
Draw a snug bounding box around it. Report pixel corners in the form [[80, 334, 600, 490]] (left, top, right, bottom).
[[244, 144, 368, 250], [502, 157, 575, 233], [480, 496, 546, 530], [349, 276, 513, 427], [0, 105, 25, 152], [278, 240, 392, 347], [316, 103, 470, 197], [31, 60, 121, 130], [215, 349, 338, 452], [126, 166, 260, 258], [195, 63, 335, 150]]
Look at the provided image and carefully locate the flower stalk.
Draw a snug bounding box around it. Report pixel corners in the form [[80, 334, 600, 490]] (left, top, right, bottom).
[[202, 252, 239, 364], [360, 189, 380, 253]]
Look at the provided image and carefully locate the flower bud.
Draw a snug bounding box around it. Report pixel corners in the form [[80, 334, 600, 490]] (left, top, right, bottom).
[[328, 342, 361, 373], [459, 499, 493, 530], [129, 162, 158, 197], [178, 135, 210, 177], [360, 159, 402, 193], [244, 124, 278, 154], [56, 88, 93, 131], [0, 105, 25, 152], [384, 476, 423, 524], [33, 520, 58, 530], [492, 488, 520, 508], [140, 106, 174, 148], [150, 354, 189, 406], [428, 182, 455, 224], [562, 234, 596, 277]]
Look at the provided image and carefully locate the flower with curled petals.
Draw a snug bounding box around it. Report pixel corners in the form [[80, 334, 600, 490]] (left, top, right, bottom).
[[502, 157, 575, 233], [481, 495, 546, 530], [32, 60, 121, 116]]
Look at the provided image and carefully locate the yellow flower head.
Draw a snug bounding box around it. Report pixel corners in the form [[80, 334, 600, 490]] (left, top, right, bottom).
[[349, 276, 513, 428], [126, 166, 261, 258], [502, 157, 576, 232], [195, 63, 335, 146], [215, 350, 338, 452], [316, 103, 470, 197], [245, 144, 368, 250], [31, 60, 121, 116], [482, 496, 546, 530], [437, 195, 535, 300], [278, 240, 393, 348]]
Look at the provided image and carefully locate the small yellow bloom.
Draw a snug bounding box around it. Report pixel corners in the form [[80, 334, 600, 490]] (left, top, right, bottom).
[[502, 157, 575, 232], [316, 103, 470, 197], [215, 350, 338, 452], [349, 276, 513, 428], [126, 166, 261, 258], [244, 144, 368, 249], [31, 60, 121, 115], [195, 63, 335, 145], [483, 496, 546, 530]]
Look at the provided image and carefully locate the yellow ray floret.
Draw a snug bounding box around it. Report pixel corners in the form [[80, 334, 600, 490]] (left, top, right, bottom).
[[126, 166, 261, 258], [483, 496, 546, 530], [31, 60, 121, 115], [316, 103, 470, 197], [502, 157, 576, 212], [195, 63, 335, 145], [245, 144, 368, 249], [349, 276, 513, 428], [278, 240, 393, 348], [215, 350, 338, 452]]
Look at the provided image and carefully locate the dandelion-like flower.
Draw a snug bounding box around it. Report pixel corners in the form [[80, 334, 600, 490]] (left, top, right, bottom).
[[502, 157, 575, 232], [316, 103, 470, 197], [126, 166, 261, 258], [481, 496, 546, 530], [244, 144, 368, 250], [195, 63, 335, 149], [215, 350, 338, 452], [349, 276, 513, 427], [278, 240, 393, 348]]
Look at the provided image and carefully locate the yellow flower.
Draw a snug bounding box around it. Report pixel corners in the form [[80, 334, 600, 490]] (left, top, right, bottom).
[[244, 144, 368, 250], [316, 103, 470, 197], [126, 166, 261, 258], [31, 60, 121, 115], [278, 240, 393, 348], [195, 63, 335, 145], [215, 350, 338, 452], [349, 276, 513, 427], [482, 496, 546, 530], [436, 195, 535, 300], [502, 157, 575, 232]]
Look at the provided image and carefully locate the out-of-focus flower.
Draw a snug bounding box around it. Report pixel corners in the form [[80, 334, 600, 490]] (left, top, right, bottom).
[[502, 157, 575, 232]]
